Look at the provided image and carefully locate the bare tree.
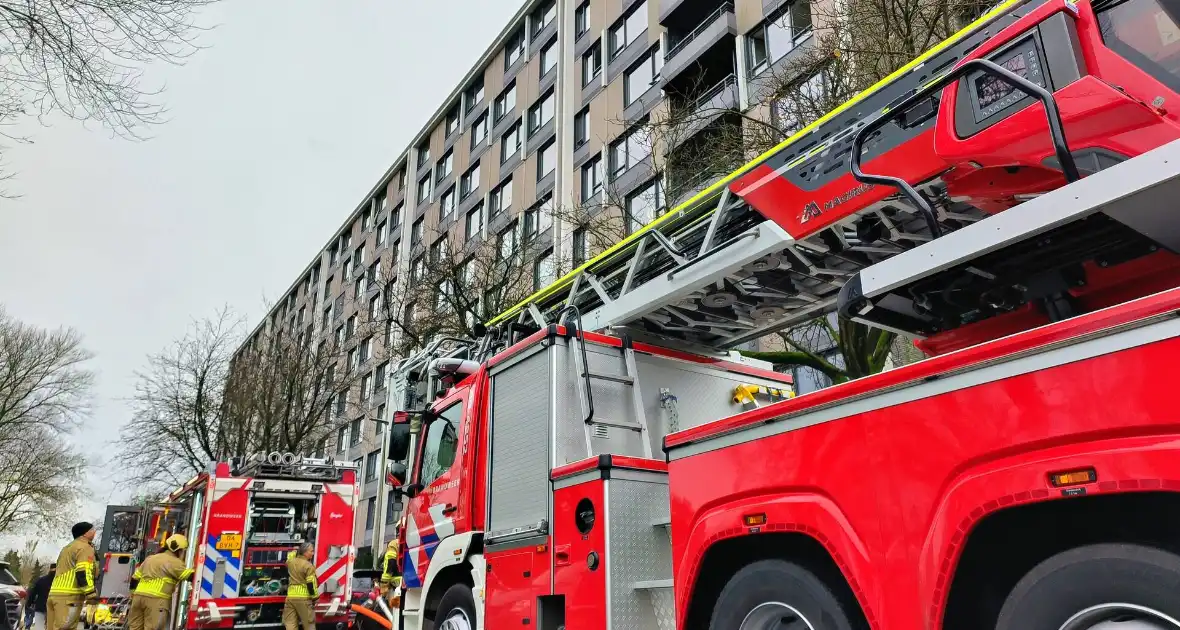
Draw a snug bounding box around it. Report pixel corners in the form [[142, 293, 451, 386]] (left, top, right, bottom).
[[0, 425, 84, 533], [119, 307, 362, 491], [0, 0, 215, 139]]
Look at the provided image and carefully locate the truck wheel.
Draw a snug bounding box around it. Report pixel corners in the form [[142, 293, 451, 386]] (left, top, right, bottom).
[[709, 559, 856, 630], [996, 543, 1180, 629], [433, 584, 476, 630]]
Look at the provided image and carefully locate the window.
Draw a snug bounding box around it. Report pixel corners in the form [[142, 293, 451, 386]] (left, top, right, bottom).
[[417, 143, 430, 168], [534, 249, 555, 290], [411, 217, 424, 245], [626, 178, 663, 233], [532, 0, 556, 35], [350, 417, 363, 446], [574, 107, 590, 148], [323, 305, 332, 330], [376, 361, 388, 389], [440, 185, 456, 219], [772, 72, 826, 136], [437, 149, 453, 182], [609, 124, 652, 177], [337, 426, 347, 452], [466, 203, 483, 240], [609, 0, 648, 58], [417, 173, 432, 204], [490, 177, 513, 216], [624, 45, 663, 105], [366, 497, 376, 529], [575, 1, 590, 38], [538, 140, 556, 180], [582, 42, 602, 86], [573, 228, 588, 265], [346, 314, 357, 339], [396, 168, 407, 191], [528, 90, 555, 137], [747, 0, 813, 76], [581, 154, 603, 201], [445, 106, 460, 136], [411, 256, 424, 282], [376, 220, 388, 246], [525, 195, 553, 237], [337, 389, 348, 416], [430, 238, 449, 267], [386, 490, 398, 523], [361, 373, 373, 400], [505, 28, 525, 69], [460, 162, 481, 199], [335, 325, 346, 347], [366, 451, 380, 482], [391, 203, 402, 229], [354, 276, 365, 299], [494, 81, 517, 121], [501, 121, 523, 163], [498, 222, 518, 259], [540, 37, 557, 76], [348, 348, 359, 371], [465, 77, 485, 112], [361, 208, 373, 232], [470, 112, 489, 150], [370, 295, 381, 320], [361, 337, 373, 363], [419, 401, 462, 486]]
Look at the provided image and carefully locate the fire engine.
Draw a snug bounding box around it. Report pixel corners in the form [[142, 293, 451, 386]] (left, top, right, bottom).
[[376, 0, 1180, 627], [97, 455, 360, 630]]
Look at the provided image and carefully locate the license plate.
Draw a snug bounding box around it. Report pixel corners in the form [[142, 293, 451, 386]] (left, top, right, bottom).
[[215, 534, 241, 551]]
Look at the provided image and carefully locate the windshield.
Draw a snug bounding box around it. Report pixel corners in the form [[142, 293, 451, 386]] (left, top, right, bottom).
[[0, 566, 18, 586], [1099, 0, 1180, 93]]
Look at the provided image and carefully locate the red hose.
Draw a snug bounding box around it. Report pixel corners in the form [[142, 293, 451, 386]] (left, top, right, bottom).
[[350, 604, 391, 630]]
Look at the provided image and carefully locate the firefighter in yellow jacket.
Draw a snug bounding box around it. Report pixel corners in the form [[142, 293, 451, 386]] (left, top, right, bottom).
[[380, 537, 401, 590], [128, 534, 194, 630], [47, 522, 97, 630], [283, 543, 317, 630]]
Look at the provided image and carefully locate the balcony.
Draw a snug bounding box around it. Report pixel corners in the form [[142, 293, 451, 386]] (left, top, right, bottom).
[[661, 3, 736, 85], [665, 74, 739, 152]]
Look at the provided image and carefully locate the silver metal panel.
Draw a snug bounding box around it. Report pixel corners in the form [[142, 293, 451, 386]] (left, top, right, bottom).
[[608, 477, 674, 630], [668, 306, 1180, 460], [859, 139, 1180, 298], [488, 349, 552, 539]]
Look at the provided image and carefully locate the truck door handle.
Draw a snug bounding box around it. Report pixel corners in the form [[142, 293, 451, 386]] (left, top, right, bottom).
[[555, 545, 571, 566], [441, 504, 457, 515]]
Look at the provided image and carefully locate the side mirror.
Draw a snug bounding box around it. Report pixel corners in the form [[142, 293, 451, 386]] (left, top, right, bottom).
[[402, 483, 424, 499], [387, 422, 411, 461], [385, 462, 408, 488]]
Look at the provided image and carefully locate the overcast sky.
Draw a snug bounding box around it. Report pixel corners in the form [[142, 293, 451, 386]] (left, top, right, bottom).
[[0, 0, 521, 553]]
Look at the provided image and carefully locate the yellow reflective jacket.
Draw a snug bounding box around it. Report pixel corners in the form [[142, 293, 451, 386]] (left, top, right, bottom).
[[286, 554, 317, 600], [381, 545, 400, 586], [132, 551, 194, 600], [49, 538, 96, 598]]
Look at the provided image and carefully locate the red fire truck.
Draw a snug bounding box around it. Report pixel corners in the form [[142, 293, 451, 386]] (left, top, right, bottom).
[[99, 455, 359, 630], [377, 0, 1180, 627]]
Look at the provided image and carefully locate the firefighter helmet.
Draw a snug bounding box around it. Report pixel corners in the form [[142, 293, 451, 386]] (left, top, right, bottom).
[[165, 534, 188, 552]]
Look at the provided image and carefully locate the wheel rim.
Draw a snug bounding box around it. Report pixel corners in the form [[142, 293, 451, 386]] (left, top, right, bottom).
[[1060, 603, 1180, 630], [438, 608, 472, 630], [739, 602, 817, 630]]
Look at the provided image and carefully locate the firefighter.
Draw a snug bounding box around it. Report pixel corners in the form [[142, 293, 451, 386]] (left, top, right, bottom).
[[379, 537, 401, 590], [46, 522, 96, 630], [283, 543, 317, 630], [127, 534, 193, 630]]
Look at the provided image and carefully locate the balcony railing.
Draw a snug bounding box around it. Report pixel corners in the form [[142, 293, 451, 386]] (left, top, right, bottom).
[[690, 73, 738, 111], [665, 3, 734, 61]]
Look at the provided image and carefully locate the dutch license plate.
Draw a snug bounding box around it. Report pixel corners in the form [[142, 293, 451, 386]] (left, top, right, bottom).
[[215, 533, 241, 551]]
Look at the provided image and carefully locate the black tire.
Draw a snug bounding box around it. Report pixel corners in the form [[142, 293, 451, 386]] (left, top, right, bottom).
[[996, 543, 1180, 629], [432, 583, 476, 630], [709, 559, 856, 630]]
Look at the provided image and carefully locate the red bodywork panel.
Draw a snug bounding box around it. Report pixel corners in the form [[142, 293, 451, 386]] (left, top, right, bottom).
[[666, 287, 1180, 629]]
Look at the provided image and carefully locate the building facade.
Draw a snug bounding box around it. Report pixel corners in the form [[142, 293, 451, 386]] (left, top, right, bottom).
[[234, 0, 819, 563]]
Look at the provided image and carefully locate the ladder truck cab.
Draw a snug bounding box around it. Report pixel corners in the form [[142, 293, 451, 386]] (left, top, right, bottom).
[[99, 456, 360, 630], [382, 0, 1180, 626]]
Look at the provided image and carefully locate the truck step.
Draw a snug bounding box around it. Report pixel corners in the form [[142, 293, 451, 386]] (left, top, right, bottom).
[[651, 516, 671, 528], [633, 579, 674, 590], [587, 371, 635, 385], [589, 418, 644, 432]]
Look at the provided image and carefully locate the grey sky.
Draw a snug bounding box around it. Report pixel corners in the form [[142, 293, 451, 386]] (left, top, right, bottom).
[[0, 0, 521, 552]]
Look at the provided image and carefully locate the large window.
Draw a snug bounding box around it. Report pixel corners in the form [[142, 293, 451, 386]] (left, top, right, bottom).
[[411, 217, 423, 245], [574, 107, 590, 148], [1097, 0, 1180, 94], [540, 38, 558, 77], [609, 0, 648, 58], [533, 249, 556, 290], [464, 77, 484, 112], [494, 81, 517, 122], [626, 178, 663, 233], [350, 417, 363, 446], [581, 154, 603, 202], [746, 0, 813, 76], [460, 162, 481, 199], [440, 185, 456, 219], [582, 42, 602, 87], [365, 450, 380, 482], [436, 149, 453, 182], [419, 401, 463, 487], [624, 46, 663, 105], [575, 1, 590, 38], [498, 221, 518, 260], [505, 28, 525, 69], [416, 143, 430, 168], [417, 173, 431, 204], [490, 176, 513, 217], [376, 220, 388, 246], [501, 121, 523, 163], [444, 106, 460, 137], [609, 124, 652, 177], [538, 140, 557, 180], [466, 203, 483, 241], [527, 90, 556, 137], [525, 195, 553, 237], [532, 0, 556, 35], [471, 112, 489, 150]]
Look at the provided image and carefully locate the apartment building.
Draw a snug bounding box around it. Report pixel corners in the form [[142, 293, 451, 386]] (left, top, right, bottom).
[[234, 0, 818, 564]]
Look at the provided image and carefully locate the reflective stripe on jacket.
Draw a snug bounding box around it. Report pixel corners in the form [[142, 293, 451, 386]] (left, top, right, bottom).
[[132, 551, 194, 599], [49, 539, 96, 597], [381, 548, 399, 585], [286, 554, 317, 600]]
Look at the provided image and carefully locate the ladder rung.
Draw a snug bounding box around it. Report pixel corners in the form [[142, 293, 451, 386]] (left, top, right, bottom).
[[587, 371, 634, 385], [588, 418, 644, 431]]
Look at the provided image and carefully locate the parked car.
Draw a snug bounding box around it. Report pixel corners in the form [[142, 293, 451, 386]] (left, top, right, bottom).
[[0, 562, 25, 630]]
